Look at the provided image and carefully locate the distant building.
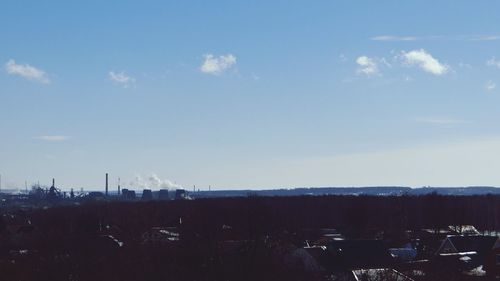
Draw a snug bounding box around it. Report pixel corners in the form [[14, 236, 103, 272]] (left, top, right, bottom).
[[47, 179, 63, 202], [121, 189, 136, 200], [141, 189, 153, 200], [175, 189, 188, 200], [158, 189, 169, 200], [87, 192, 105, 201]]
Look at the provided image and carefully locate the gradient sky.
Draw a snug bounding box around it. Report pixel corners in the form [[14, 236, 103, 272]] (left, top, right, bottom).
[[2, 1, 500, 190]]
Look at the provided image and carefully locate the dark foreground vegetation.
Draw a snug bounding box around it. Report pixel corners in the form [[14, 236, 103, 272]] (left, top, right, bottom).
[[2, 194, 500, 281]]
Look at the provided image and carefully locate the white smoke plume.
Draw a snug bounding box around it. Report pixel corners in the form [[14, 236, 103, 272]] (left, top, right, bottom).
[[129, 174, 181, 190]]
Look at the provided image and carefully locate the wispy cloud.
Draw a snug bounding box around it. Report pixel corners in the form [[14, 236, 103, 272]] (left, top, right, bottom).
[[486, 80, 496, 91], [371, 34, 500, 42], [468, 35, 500, 41], [34, 135, 71, 142], [371, 35, 419, 41], [109, 71, 135, 87], [415, 117, 470, 126], [458, 62, 473, 69], [487, 57, 500, 68], [5, 59, 50, 84], [356, 56, 379, 75], [200, 54, 236, 75], [400, 49, 449, 76]]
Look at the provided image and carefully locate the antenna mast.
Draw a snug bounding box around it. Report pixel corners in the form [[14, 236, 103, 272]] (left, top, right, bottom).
[[105, 173, 108, 196]]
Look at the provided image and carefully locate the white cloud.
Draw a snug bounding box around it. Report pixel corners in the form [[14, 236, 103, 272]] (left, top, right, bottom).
[[372, 34, 500, 42], [34, 135, 71, 142], [486, 80, 496, 91], [371, 35, 418, 41], [400, 49, 449, 75], [109, 71, 135, 87], [487, 57, 500, 68], [415, 117, 470, 126], [356, 56, 379, 75], [129, 174, 181, 190], [200, 54, 236, 75], [5, 59, 50, 84]]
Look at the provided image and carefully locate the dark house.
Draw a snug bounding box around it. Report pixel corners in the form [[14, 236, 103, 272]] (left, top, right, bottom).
[[416, 226, 480, 258], [481, 238, 500, 276], [435, 235, 498, 270], [435, 235, 497, 256], [323, 240, 393, 270]]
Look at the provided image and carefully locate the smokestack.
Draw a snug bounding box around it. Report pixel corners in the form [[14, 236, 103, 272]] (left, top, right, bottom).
[[105, 173, 108, 196], [118, 177, 121, 195], [52, 178, 55, 187]]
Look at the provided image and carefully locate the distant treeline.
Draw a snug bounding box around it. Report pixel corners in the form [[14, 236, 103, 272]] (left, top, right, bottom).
[[192, 186, 500, 198], [28, 193, 500, 239]]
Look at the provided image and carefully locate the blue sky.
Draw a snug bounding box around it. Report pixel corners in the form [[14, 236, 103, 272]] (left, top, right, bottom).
[[2, 1, 500, 190]]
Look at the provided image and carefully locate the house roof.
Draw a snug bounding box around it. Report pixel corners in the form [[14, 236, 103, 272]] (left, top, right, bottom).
[[437, 235, 498, 255], [448, 225, 480, 236], [325, 240, 393, 269], [352, 268, 414, 281]]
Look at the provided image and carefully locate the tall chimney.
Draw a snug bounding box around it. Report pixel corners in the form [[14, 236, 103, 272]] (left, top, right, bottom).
[[52, 178, 55, 187], [118, 177, 121, 195], [105, 173, 108, 196]]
